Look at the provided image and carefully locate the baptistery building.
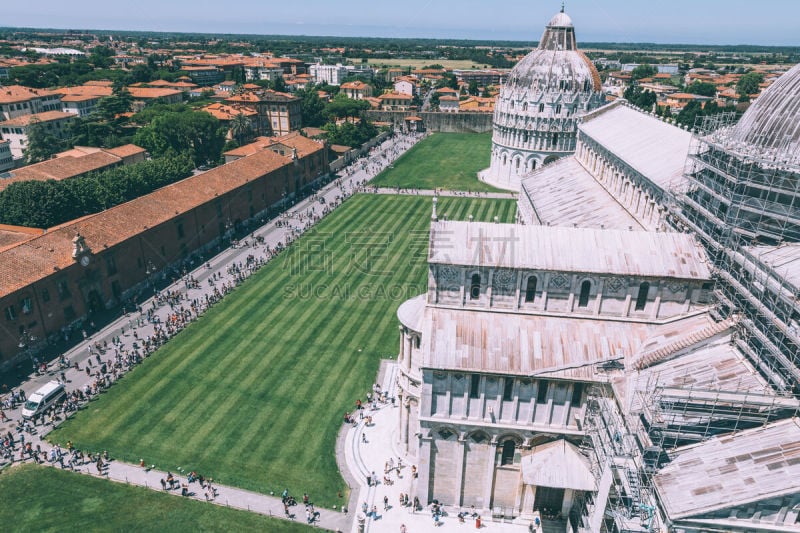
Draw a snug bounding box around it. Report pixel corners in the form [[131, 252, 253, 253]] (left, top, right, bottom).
[[480, 8, 605, 191]]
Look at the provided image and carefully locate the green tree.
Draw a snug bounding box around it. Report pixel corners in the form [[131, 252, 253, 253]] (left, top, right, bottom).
[[687, 81, 717, 97], [468, 80, 479, 96], [270, 76, 287, 93], [133, 110, 225, 166], [24, 118, 66, 164], [230, 112, 254, 146], [297, 87, 327, 127], [736, 72, 764, 99], [89, 45, 115, 69], [631, 63, 657, 80], [94, 87, 133, 121], [324, 93, 370, 123], [0, 155, 194, 227], [232, 66, 246, 85]]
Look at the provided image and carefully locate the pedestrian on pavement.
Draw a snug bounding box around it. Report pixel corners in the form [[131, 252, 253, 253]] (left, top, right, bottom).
[[384, 495, 389, 511]]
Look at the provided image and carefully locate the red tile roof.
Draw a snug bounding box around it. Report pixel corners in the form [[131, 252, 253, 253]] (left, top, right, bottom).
[[0, 149, 294, 297], [0, 110, 75, 127]]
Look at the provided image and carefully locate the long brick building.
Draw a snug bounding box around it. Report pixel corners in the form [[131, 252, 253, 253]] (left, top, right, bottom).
[[0, 134, 327, 369]]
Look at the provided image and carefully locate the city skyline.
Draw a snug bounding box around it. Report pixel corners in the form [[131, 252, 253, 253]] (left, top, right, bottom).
[[3, 0, 800, 46]]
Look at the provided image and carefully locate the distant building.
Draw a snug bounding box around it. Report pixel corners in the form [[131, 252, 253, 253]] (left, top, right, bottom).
[[0, 86, 63, 121], [0, 139, 13, 172], [0, 110, 76, 160], [226, 90, 302, 136], [310, 64, 349, 86], [244, 64, 285, 82], [438, 95, 459, 113], [340, 81, 373, 100], [452, 69, 509, 87], [200, 103, 258, 140], [56, 85, 113, 117], [126, 87, 183, 112], [377, 92, 413, 111], [182, 66, 225, 87], [394, 76, 420, 97]]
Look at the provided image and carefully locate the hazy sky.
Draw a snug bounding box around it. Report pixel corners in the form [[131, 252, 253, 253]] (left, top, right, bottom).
[[4, 0, 799, 46]]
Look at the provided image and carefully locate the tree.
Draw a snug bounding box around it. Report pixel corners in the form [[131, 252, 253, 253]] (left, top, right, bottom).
[[89, 45, 115, 69], [631, 63, 657, 80], [687, 81, 717, 97], [0, 155, 194, 227], [269, 76, 287, 93], [94, 87, 133, 122], [297, 87, 327, 127], [468, 80, 479, 96], [24, 118, 65, 164], [324, 93, 370, 123], [736, 72, 764, 99], [133, 110, 225, 166], [230, 112, 254, 146], [232, 66, 246, 85], [623, 85, 656, 112]]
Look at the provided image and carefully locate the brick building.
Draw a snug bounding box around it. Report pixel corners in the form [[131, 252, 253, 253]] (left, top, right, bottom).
[[0, 135, 328, 369]]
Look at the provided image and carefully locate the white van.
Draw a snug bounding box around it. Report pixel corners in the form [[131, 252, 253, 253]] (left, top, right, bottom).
[[21, 380, 65, 419]]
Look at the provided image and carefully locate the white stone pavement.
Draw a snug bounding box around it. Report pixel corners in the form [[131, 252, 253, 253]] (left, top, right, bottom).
[[0, 131, 427, 533]]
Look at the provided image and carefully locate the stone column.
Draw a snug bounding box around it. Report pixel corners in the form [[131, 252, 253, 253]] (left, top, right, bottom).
[[398, 326, 405, 364], [406, 335, 413, 371], [416, 433, 433, 505], [454, 434, 467, 506], [482, 439, 498, 512]]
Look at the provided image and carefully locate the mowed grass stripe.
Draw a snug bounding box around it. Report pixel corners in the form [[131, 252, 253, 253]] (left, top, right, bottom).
[[50, 194, 515, 505]]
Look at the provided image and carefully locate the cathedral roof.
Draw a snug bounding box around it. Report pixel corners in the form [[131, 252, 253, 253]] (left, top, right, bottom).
[[428, 221, 711, 280], [728, 61, 800, 165]]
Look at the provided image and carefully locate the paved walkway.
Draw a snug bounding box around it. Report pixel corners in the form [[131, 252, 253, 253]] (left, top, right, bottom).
[[0, 131, 428, 532]]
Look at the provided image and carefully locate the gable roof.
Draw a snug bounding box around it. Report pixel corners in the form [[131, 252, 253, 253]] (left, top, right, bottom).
[[654, 419, 800, 520], [579, 101, 692, 192], [429, 221, 711, 280]]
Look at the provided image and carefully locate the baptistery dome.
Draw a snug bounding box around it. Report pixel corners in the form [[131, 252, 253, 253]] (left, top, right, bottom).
[[481, 8, 605, 191]]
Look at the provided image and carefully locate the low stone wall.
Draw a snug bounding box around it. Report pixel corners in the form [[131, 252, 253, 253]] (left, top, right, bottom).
[[365, 111, 493, 133]]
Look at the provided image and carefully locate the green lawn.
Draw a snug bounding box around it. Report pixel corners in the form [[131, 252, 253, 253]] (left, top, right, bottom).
[[0, 464, 313, 533], [372, 133, 501, 192], [49, 194, 516, 507]]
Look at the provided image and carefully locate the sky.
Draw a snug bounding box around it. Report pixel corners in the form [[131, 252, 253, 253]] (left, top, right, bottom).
[[4, 0, 800, 46]]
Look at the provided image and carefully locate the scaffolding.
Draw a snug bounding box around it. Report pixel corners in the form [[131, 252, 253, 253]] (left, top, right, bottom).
[[671, 117, 800, 393], [579, 384, 663, 533], [636, 380, 800, 450]]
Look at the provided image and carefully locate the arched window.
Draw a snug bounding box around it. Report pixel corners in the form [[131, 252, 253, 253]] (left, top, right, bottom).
[[522, 102, 528, 111], [578, 280, 591, 308], [531, 160, 537, 170], [538, 103, 545, 113], [516, 158, 520, 170], [501, 440, 516, 466], [552, 133, 558, 147], [555, 104, 562, 114], [470, 274, 481, 300], [503, 154, 507, 165], [525, 277, 537, 303], [635, 282, 650, 311]]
